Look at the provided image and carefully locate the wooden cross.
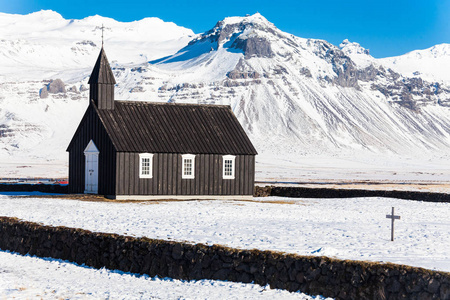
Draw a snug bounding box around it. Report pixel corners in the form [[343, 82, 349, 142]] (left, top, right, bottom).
[[386, 207, 401, 241]]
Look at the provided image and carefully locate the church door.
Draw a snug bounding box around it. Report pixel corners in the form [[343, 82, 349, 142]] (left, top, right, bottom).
[[84, 140, 99, 194]]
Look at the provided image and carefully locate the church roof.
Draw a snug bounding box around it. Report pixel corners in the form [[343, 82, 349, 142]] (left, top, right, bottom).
[[88, 47, 116, 84], [94, 101, 257, 155]]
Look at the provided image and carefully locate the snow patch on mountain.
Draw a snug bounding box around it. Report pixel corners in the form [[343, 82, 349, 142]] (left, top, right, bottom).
[[0, 10, 194, 82], [339, 39, 374, 68], [380, 43, 450, 84]]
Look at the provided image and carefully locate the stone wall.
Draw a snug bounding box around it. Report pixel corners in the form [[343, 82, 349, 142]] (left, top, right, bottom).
[[0, 183, 68, 194], [254, 185, 450, 203], [0, 217, 448, 299]]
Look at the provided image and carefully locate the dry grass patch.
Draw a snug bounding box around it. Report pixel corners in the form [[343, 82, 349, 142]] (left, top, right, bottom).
[[239, 198, 307, 205], [15, 194, 307, 205]]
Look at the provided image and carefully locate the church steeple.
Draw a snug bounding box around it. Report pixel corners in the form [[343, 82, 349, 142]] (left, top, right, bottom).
[[88, 47, 116, 110]]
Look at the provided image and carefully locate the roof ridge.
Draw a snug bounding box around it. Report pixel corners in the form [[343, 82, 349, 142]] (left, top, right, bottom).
[[114, 100, 232, 108], [95, 101, 257, 154]]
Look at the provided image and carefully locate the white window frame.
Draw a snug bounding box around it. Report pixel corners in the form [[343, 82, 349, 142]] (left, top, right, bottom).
[[223, 155, 236, 179], [182, 154, 195, 179], [139, 153, 154, 178]]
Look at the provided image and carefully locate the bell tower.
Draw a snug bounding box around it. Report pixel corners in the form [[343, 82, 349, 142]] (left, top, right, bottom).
[[88, 47, 116, 110]]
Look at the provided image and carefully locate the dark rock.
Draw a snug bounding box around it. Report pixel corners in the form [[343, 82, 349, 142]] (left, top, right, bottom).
[[254, 272, 267, 286], [338, 289, 349, 299], [417, 291, 433, 300], [279, 269, 289, 283], [210, 256, 222, 271], [222, 262, 233, 269], [249, 264, 259, 274], [351, 270, 365, 287], [299, 67, 312, 78], [47, 79, 66, 94], [306, 267, 321, 281], [168, 264, 184, 278], [357, 64, 380, 82], [427, 278, 440, 294], [188, 261, 203, 280], [39, 87, 49, 98], [76, 40, 97, 47], [254, 186, 272, 197], [288, 266, 298, 281], [276, 261, 285, 271], [244, 35, 271, 59], [172, 243, 183, 260], [236, 271, 252, 283], [201, 253, 211, 268], [79, 84, 88, 92], [284, 256, 295, 269], [227, 58, 261, 79], [273, 65, 288, 75], [286, 281, 300, 292], [236, 263, 250, 273], [265, 265, 276, 277], [295, 272, 305, 284], [406, 275, 423, 293], [440, 283, 449, 299], [191, 18, 274, 59], [130, 86, 144, 93], [218, 249, 233, 263], [67, 85, 78, 93], [308, 280, 324, 295], [388, 277, 402, 293], [213, 269, 230, 281], [294, 259, 306, 271]]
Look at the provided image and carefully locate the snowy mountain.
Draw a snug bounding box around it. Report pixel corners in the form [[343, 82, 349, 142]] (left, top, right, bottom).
[[340, 40, 450, 84], [150, 14, 450, 154], [1, 11, 450, 179]]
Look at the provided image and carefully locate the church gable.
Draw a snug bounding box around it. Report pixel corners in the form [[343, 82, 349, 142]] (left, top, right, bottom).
[[66, 104, 116, 152]]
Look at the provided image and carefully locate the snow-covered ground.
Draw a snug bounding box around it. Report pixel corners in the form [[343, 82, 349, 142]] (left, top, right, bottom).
[[256, 152, 450, 188], [0, 251, 325, 300], [1, 195, 448, 272]]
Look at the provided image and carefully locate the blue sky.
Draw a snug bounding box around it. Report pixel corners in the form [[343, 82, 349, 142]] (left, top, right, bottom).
[[2, 0, 449, 58]]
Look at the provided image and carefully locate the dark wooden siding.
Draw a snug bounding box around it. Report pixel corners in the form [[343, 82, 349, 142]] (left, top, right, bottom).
[[115, 153, 255, 196], [90, 84, 115, 110], [67, 106, 116, 195]]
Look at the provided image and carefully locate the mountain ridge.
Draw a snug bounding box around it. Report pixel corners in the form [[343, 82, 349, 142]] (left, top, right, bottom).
[[0, 11, 449, 179]]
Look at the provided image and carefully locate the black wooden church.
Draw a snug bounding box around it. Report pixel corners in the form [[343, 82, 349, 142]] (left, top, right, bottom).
[[67, 48, 257, 199]]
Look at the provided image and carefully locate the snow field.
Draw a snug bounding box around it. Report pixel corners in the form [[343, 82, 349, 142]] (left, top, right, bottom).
[[0, 251, 325, 299], [0, 195, 448, 272]]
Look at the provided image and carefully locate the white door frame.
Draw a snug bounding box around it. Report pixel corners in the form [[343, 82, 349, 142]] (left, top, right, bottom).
[[84, 140, 99, 194]]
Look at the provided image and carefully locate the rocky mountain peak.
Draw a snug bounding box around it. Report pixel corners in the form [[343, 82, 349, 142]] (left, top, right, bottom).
[[220, 12, 273, 28], [185, 13, 277, 58]]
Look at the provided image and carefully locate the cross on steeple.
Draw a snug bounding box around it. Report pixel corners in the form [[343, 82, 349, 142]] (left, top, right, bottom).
[[101, 24, 105, 47]]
